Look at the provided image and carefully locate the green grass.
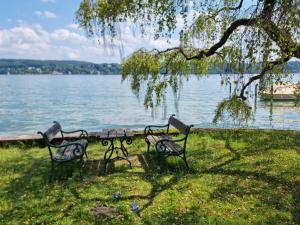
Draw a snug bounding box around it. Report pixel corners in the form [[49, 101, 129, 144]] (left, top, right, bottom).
[[0, 129, 299, 224]]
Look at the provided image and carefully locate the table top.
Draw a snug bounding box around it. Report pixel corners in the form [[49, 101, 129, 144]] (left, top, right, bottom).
[[90, 129, 134, 139]]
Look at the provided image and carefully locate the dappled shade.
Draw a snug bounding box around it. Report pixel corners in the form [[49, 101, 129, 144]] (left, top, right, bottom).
[[0, 129, 299, 224]]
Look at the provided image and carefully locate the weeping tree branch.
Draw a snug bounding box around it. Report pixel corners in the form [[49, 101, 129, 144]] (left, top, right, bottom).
[[187, 0, 245, 31], [153, 0, 300, 102], [77, 0, 300, 114], [224, 0, 244, 11], [154, 18, 256, 60], [239, 55, 292, 100]]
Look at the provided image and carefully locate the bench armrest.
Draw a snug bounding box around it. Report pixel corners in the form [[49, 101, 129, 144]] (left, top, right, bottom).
[[61, 129, 89, 138], [144, 124, 169, 135]]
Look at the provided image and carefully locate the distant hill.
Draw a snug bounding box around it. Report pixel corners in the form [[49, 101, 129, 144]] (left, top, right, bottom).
[[0, 59, 120, 75], [0, 59, 299, 75], [285, 61, 300, 73], [205, 61, 300, 74]]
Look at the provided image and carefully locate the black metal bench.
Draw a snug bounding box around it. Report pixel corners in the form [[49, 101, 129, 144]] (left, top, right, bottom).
[[38, 121, 89, 182], [144, 115, 193, 168]]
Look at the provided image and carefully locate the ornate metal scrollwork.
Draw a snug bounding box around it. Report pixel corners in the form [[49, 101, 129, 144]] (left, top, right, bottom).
[[125, 137, 132, 145], [73, 146, 83, 157], [101, 139, 110, 146], [156, 141, 167, 153]]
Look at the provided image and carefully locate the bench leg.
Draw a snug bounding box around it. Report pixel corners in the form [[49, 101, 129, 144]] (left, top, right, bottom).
[[79, 157, 84, 180], [182, 152, 189, 169], [145, 139, 150, 153], [84, 144, 89, 158], [49, 161, 55, 183], [147, 142, 150, 153]]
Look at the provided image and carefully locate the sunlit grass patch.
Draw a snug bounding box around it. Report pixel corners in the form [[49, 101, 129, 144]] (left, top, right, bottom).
[[0, 129, 299, 224]]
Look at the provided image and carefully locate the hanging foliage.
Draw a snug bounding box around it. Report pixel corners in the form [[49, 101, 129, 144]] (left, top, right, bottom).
[[77, 0, 300, 122]]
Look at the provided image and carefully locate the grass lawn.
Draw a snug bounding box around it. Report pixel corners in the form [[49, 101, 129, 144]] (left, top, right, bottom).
[[0, 129, 299, 225]]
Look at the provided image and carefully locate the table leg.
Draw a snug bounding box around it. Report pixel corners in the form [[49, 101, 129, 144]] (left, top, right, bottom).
[[120, 137, 132, 169], [102, 139, 114, 173], [101, 135, 133, 173]]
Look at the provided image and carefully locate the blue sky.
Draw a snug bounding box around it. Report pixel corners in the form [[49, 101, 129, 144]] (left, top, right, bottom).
[[0, 0, 177, 63], [0, 0, 80, 30]]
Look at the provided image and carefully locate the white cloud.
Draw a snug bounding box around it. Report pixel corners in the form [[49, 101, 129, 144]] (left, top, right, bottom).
[[0, 23, 180, 63], [0, 24, 122, 62], [67, 23, 79, 30], [44, 11, 57, 18], [34, 10, 57, 19], [51, 29, 86, 44], [41, 0, 56, 3]]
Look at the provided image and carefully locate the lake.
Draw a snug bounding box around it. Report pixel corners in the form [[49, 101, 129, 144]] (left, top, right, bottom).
[[1, 74, 300, 135]]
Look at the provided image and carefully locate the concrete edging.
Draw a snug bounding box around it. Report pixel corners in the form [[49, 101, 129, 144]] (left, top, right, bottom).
[[0, 127, 299, 148]]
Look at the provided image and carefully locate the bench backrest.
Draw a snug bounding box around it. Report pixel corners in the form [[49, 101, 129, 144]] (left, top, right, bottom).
[[168, 115, 192, 135], [40, 121, 62, 143]]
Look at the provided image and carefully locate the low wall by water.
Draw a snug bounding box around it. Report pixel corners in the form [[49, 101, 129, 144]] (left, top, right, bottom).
[[1, 128, 300, 149], [0, 129, 171, 148], [0, 130, 143, 148]]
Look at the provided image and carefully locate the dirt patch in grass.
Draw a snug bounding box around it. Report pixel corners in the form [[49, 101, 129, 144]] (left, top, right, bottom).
[[91, 205, 123, 219]]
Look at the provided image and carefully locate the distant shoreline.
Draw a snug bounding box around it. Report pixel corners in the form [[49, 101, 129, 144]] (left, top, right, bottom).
[[1, 58, 300, 75], [0, 73, 121, 76], [0, 59, 120, 75]]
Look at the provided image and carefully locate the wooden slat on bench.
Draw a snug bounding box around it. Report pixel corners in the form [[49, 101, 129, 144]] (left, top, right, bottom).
[[164, 141, 182, 153], [147, 134, 182, 153], [45, 122, 61, 142], [147, 134, 168, 145], [169, 116, 189, 134]]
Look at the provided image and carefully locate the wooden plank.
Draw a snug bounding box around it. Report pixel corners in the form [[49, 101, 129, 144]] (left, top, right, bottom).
[[169, 116, 188, 134], [44, 122, 61, 142], [124, 129, 134, 137], [146, 134, 169, 145], [88, 132, 101, 137], [147, 134, 182, 153], [116, 129, 125, 137], [165, 141, 182, 152], [99, 129, 134, 139], [99, 131, 110, 139]]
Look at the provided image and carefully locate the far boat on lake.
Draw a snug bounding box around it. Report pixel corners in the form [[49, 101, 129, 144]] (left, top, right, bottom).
[[260, 83, 300, 100]]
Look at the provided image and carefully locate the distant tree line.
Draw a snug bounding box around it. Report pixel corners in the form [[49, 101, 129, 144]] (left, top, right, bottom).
[[0, 59, 120, 75], [0, 59, 299, 75]]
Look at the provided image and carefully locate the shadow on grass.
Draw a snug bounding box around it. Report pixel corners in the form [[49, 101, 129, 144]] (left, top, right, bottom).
[[203, 157, 300, 224], [134, 152, 191, 213], [205, 129, 300, 155], [2, 131, 299, 224], [69, 152, 193, 214], [192, 131, 300, 224]]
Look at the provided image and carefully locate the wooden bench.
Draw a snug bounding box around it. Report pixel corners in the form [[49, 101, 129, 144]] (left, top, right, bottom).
[[38, 121, 89, 182], [144, 115, 193, 168]]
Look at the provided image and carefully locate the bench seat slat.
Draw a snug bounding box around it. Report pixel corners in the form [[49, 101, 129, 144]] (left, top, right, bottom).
[[164, 141, 182, 153], [146, 134, 169, 145], [146, 134, 182, 153], [54, 139, 88, 161]]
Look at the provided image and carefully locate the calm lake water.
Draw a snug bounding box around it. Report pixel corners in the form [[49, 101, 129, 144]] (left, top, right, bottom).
[[1, 75, 300, 135]]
